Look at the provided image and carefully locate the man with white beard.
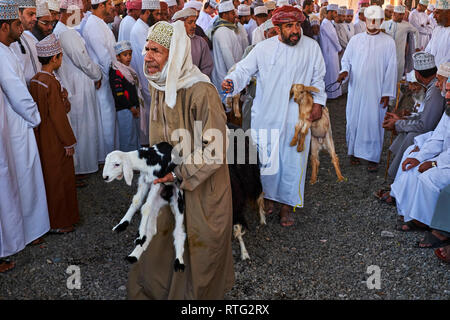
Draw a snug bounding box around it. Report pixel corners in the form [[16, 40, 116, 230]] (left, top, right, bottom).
[[53, 0, 105, 179], [382, 55, 446, 179], [424, 0, 449, 67], [83, 0, 119, 158], [338, 5, 397, 172], [408, 0, 433, 50], [391, 84, 450, 233]]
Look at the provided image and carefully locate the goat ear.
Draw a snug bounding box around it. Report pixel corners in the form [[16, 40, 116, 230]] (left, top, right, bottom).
[[305, 86, 320, 93], [122, 155, 134, 186]]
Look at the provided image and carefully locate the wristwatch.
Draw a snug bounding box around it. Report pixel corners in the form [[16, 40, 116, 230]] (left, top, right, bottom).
[[431, 161, 437, 168], [171, 171, 177, 181]]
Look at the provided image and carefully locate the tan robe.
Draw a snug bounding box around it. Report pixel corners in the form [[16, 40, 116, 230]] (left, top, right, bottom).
[[127, 82, 235, 300], [30, 72, 79, 229]]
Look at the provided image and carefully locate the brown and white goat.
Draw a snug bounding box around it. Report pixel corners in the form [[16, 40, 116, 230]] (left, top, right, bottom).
[[290, 84, 345, 184]]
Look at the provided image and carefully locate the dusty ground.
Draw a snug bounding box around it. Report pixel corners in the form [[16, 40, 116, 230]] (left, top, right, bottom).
[[1, 94, 449, 300]]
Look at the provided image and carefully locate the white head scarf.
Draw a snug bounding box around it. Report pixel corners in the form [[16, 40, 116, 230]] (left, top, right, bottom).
[[143, 21, 211, 109]]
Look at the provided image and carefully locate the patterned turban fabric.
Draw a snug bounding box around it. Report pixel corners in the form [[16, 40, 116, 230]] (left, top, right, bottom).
[[271, 5, 305, 25]]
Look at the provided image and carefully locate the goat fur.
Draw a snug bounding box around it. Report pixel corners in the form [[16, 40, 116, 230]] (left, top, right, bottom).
[[290, 84, 345, 184]]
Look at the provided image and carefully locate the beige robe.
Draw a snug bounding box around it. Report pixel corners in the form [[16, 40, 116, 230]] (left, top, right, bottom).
[[127, 81, 234, 300]]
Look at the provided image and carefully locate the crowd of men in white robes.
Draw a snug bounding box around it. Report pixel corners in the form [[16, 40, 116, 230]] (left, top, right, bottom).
[[1, 0, 449, 272]]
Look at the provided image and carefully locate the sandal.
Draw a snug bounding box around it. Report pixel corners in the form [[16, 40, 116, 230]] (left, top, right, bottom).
[[367, 162, 379, 172], [280, 207, 294, 227], [0, 258, 15, 273], [49, 226, 75, 234], [350, 156, 361, 165], [417, 231, 450, 249], [29, 237, 45, 246], [373, 189, 396, 206], [396, 220, 431, 232], [76, 180, 87, 188], [434, 246, 450, 263]]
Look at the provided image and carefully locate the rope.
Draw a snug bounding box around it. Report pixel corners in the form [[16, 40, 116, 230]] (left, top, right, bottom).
[[325, 81, 342, 94]]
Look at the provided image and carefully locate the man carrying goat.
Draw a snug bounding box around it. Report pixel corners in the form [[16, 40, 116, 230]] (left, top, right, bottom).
[[126, 21, 234, 300]]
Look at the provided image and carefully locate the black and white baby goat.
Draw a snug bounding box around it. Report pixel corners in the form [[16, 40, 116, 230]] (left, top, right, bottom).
[[102, 142, 186, 272]]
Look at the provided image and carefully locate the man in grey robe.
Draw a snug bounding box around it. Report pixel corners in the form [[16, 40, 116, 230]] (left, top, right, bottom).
[[383, 52, 446, 178]]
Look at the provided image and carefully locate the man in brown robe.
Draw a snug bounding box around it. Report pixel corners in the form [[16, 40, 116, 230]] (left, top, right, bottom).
[[30, 34, 79, 233], [127, 21, 234, 299]]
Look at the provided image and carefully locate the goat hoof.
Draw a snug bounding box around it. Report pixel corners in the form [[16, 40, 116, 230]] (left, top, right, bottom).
[[113, 221, 129, 232], [174, 259, 185, 272], [134, 235, 147, 246], [125, 256, 138, 264], [241, 253, 250, 261]]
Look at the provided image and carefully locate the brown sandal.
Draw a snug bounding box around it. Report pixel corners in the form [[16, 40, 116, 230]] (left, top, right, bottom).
[[0, 258, 15, 273]]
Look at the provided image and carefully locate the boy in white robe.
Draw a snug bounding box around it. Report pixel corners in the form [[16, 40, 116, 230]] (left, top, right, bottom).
[[224, 6, 327, 227], [338, 5, 397, 172]]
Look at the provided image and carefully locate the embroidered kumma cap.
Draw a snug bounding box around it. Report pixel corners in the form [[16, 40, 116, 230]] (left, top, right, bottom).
[[147, 20, 174, 49], [36, 33, 62, 57]]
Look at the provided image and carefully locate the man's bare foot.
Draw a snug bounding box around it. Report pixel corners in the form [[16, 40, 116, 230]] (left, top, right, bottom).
[[279, 205, 294, 227], [264, 199, 275, 215], [435, 245, 450, 263], [0, 258, 15, 273], [350, 156, 361, 165]]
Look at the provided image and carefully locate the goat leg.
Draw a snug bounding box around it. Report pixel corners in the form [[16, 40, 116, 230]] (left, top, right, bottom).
[[113, 175, 149, 232], [325, 133, 345, 182], [233, 224, 250, 260], [257, 192, 266, 225], [170, 189, 186, 272], [290, 123, 302, 147]]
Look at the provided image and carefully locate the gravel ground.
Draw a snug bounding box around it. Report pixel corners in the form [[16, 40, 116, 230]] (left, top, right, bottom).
[[1, 94, 449, 300]]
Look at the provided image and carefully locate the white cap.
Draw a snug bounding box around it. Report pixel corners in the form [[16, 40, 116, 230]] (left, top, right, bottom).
[[427, 4, 434, 10], [237, 4, 250, 15], [394, 5, 405, 13], [165, 0, 176, 6], [419, 0, 429, 5], [364, 5, 384, 19], [91, 0, 109, 5], [36, 1, 51, 17], [47, 0, 60, 11], [385, 4, 393, 10], [320, 0, 328, 4], [277, 0, 289, 7], [172, 7, 197, 20], [208, 0, 218, 9], [413, 51, 436, 70], [254, 5, 268, 15], [185, 0, 202, 11], [262, 18, 274, 31], [358, 7, 365, 14], [338, 7, 346, 14], [142, 0, 161, 10], [264, 0, 276, 10], [346, 8, 353, 14], [326, 4, 338, 11]]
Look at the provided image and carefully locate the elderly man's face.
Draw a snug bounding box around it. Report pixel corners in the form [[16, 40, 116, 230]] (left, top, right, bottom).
[[184, 16, 197, 36], [277, 21, 301, 46], [144, 40, 169, 74]]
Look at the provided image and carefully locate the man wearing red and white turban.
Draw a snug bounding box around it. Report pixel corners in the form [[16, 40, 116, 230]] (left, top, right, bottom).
[[223, 5, 327, 227]]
